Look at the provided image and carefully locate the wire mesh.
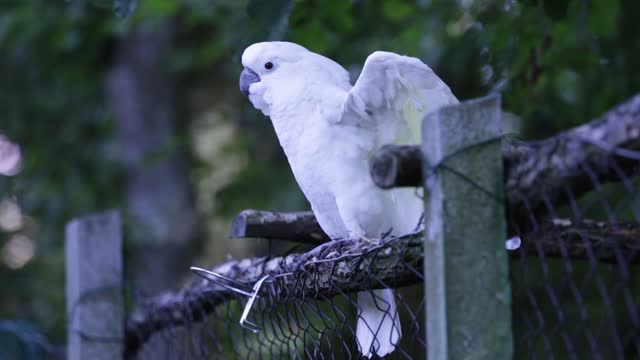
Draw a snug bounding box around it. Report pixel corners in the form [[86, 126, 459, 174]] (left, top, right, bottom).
[[509, 144, 640, 359], [126, 233, 426, 359], [122, 107, 640, 359]]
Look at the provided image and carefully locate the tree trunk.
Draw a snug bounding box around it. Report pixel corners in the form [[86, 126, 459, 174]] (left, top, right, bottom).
[[105, 20, 199, 295]]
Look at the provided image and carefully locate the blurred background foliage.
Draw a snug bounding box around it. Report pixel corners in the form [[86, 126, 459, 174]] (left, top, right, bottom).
[[0, 0, 638, 357]]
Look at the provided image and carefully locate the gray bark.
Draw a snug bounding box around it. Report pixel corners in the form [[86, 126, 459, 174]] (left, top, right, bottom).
[[504, 93, 640, 227], [231, 209, 330, 244], [369, 145, 422, 189]]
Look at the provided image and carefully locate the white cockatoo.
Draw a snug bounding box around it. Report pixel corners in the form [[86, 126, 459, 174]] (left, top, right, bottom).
[[239, 41, 458, 358]]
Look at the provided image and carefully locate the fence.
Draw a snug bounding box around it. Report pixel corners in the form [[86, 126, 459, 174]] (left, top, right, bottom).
[[65, 94, 640, 359]]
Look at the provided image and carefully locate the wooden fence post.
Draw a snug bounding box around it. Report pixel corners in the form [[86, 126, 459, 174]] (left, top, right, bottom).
[[66, 210, 124, 360], [422, 95, 513, 359]]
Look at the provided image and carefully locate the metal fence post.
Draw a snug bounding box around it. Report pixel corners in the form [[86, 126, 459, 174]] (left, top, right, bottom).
[[422, 95, 512, 359], [66, 210, 124, 360]]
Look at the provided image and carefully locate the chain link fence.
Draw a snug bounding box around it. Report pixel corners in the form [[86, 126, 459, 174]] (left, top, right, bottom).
[[509, 166, 640, 357], [60, 94, 640, 359]]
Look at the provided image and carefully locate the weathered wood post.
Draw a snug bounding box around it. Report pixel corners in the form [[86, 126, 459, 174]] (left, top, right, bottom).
[[422, 95, 512, 359], [66, 210, 124, 360]]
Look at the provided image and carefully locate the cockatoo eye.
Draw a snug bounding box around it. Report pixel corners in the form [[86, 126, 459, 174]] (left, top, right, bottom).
[[264, 62, 274, 70]]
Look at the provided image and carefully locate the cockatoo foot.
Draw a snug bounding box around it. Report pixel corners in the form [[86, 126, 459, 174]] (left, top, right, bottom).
[[357, 235, 380, 245], [347, 230, 390, 247], [342, 234, 387, 256], [346, 230, 377, 244], [291, 238, 354, 271]]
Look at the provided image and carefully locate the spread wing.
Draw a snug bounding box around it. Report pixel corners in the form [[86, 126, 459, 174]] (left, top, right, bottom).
[[341, 51, 459, 146]]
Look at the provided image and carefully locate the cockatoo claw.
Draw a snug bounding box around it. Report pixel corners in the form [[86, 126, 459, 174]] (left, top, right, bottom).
[[358, 235, 380, 245], [291, 238, 354, 271]]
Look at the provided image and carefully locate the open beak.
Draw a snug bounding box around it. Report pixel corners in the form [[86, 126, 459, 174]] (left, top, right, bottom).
[[239, 67, 260, 97]]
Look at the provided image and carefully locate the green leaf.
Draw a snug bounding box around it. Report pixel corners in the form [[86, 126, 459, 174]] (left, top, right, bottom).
[[247, 0, 292, 30], [588, 0, 619, 36], [290, 18, 333, 54], [90, 0, 113, 9], [543, 0, 570, 20], [382, 0, 415, 22]]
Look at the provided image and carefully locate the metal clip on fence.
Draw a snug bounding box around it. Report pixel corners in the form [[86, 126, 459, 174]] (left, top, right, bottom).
[[190, 267, 254, 296], [238, 275, 274, 333], [190, 267, 274, 333]]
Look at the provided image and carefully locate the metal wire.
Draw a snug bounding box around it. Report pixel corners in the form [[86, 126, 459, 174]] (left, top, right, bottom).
[[114, 140, 640, 359]]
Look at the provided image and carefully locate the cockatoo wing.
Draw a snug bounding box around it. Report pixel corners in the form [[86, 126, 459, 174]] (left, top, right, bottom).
[[338, 51, 460, 236], [342, 51, 459, 146], [341, 52, 460, 358]]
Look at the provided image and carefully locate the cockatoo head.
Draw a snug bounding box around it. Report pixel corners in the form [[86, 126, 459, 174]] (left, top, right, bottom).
[[240, 41, 350, 116]]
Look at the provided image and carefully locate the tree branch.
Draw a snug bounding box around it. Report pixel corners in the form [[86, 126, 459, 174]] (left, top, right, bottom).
[[369, 93, 640, 225], [504, 93, 640, 225], [515, 219, 640, 264], [230, 209, 330, 244], [369, 145, 423, 189]]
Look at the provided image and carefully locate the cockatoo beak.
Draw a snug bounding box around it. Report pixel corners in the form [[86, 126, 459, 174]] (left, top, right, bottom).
[[239, 67, 260, 96]]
